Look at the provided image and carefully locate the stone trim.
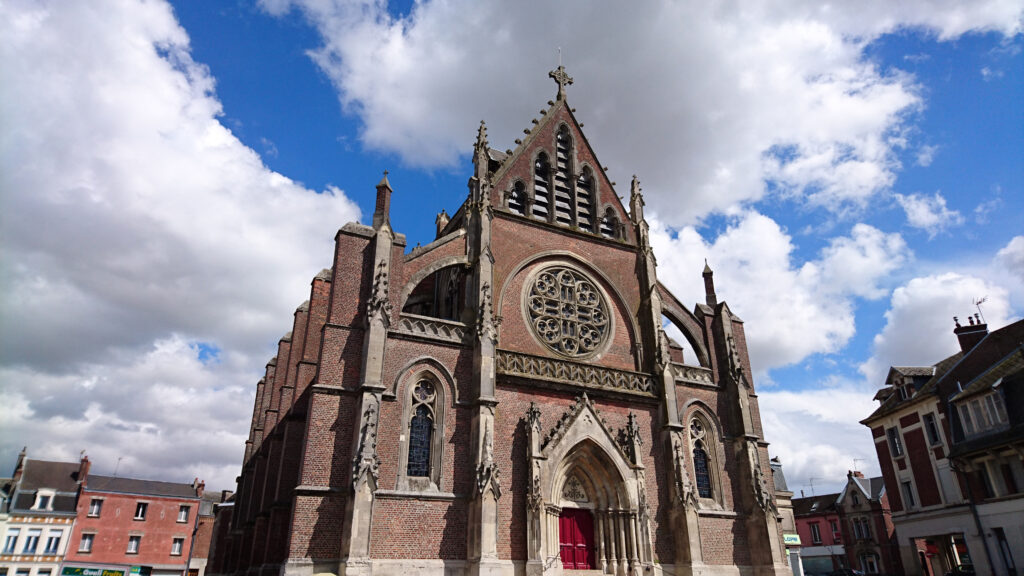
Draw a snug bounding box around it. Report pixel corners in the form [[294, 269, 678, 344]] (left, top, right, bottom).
[[671, 363, 716, 387], [496, 350, 656, 398], [374, 490, 461, 501], [395, 313, 468, 344]]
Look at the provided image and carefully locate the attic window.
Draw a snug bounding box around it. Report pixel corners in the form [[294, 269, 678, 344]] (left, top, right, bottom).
[[897, 385, 909, 401], [532, 153, 551, 221]]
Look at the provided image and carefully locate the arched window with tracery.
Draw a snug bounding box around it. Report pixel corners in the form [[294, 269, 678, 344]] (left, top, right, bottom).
[[688, 411, 724, 506], [508, 180, 526, 215], [533, 153, 551, 221], [407, 380, 436, 476]]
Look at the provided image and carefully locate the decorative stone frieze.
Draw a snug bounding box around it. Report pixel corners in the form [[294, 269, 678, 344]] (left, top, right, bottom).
[[396, 313, 468, 344], [670, 362, 715, 387], [496, 350, 656, 397]]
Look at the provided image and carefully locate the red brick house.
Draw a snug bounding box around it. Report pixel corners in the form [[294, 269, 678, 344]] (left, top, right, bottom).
[[836, 471, 901, 575], [792, 493, 846, 575], [862, 318, 1024, 576], [63, 475, 205, 576], [211, 68, 790, 576]]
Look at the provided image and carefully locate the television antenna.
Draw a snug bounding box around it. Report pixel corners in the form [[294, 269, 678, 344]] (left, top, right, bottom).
[[973, 296, 988, 323], [806, 476, 822, 495], [853, 458, 864, 472]]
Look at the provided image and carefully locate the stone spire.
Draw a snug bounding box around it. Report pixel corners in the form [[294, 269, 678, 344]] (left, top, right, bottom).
[[372, 170, 392, 230], [703, 259, 717, 307], [629, 175, 645, 224]]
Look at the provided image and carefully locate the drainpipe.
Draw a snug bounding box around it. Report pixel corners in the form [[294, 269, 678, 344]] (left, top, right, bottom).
[[952, 457, 997, 574], [183, 500, 201, 576]]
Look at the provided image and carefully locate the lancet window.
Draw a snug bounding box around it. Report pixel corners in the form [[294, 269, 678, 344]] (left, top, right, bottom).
[[688, 412, 722, 503], [576, 168, 594, 232], [532, 153, 551, 220], [508, 180, 526, 215], [553, 125, 574, 226], [407, 380, 436, 477]]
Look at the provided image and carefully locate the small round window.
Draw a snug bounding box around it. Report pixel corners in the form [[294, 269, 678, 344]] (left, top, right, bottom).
[[526, 266, 610, 357]]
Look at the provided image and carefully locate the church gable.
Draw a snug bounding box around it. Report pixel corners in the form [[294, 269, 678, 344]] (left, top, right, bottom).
[[486, 69, 632, 244]]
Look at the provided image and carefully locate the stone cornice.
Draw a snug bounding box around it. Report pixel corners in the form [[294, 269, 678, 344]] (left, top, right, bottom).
[[496, 349, 656, 398]]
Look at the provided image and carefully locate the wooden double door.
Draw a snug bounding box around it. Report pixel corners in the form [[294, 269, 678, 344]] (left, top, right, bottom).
[[558, 508, 595, 570]]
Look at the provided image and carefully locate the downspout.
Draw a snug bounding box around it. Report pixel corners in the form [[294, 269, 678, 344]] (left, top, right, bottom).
[[183, 499, 201, 576], [950, 456, 997, 574]]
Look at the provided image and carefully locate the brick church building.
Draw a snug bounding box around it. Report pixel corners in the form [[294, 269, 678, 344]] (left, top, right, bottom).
[[210, 69, 789, 576]]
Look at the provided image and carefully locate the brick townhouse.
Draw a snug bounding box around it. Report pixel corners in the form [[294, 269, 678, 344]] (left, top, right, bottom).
[[63, 475, 205, 576], [210, 68, 792, 576], [863, 317, 1024, 576]]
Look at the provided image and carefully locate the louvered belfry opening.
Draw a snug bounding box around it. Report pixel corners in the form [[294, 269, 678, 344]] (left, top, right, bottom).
[[576, 168, 594, 232], [553, 125, 574, 227], [509, 180, 526, 215], [532, 152, 551, 221], [599, 207, 617, 238]]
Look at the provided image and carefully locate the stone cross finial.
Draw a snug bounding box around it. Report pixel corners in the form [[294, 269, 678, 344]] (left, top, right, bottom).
[[549, 65, 573, 100]]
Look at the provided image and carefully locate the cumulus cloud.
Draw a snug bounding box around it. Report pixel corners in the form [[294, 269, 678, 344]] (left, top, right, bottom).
[[651, 214, 909, 375], [0, 0, 360, 486], [895, 191, 965, 237], [860, 273, 1012, 385], [996, 236, 1024, 283], [260, 0, 1021, 223]]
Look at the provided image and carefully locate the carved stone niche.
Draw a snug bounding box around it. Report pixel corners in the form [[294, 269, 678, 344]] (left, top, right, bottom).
[[525, 395, 652, 576]]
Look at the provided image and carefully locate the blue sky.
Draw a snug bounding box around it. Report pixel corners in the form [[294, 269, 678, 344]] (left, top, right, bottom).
[[1, 0, 1022, 495]]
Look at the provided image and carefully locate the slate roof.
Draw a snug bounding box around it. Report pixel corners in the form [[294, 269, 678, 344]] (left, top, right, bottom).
[[8, 460, 83, 514], [863, 352, 962, 423], [86, 474, 199, 499], [792, 493, 840, 516], [951, 348, 1024, 401], [850, 475, 886, 500]]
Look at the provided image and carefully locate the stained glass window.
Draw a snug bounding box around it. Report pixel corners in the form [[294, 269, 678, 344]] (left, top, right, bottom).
[[407, 381, 436, 477], [693, 441, 712, 498], [527, 267, 609, 357]]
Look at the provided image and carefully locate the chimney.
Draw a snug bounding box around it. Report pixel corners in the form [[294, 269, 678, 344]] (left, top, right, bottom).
[[849, 470, 864, 479], [12, 447, 27, 484], [193, 478, 205, 497], [77, 453, 91, 484], [435, 209, 450, 238], [702, 260, 717, 307], [372, 171, 393, 230], [954, 314, 988, 353]]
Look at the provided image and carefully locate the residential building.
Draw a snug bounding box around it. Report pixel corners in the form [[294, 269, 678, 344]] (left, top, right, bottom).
[[63, 475, 205, 576], [209, 68, 792, 576], [0, 452, 86, 576], [863, 317, 1024, 575], [792, 493, 847, 575], [186, 491, 231, 576], [772, 457, 804, 576], [836, 471, 901, 575]]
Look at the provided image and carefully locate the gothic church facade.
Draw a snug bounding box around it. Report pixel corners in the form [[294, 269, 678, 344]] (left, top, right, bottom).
[[211, 70, 790, 576]]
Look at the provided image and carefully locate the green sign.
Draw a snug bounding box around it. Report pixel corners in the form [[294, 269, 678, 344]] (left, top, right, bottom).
[[129, 567, 151, 576], [62, 568, 125, 576], [783, 533, 801, 545]]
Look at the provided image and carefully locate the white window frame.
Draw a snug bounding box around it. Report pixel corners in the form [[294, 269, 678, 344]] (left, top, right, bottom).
[[88, 498, 103, 517], [23, 529, 41, 554], [44, 530, 62, 555], [79, 533, 94, 553], [171, 537, 184, 556], [177, 505, 190, 523], [34, 490, 55, 511], [126, 535, 141, 554], [887, 427, 904, 457], [134, 501, 148, 520], [3, 528, 20, 554], [810, 522, 822, 545]]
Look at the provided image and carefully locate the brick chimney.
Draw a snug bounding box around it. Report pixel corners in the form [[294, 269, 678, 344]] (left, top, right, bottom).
[[953, 314, 988, 353], [193, 478, 205, 497], [77, 453, 91, 485], [848, 470, 865, 479]]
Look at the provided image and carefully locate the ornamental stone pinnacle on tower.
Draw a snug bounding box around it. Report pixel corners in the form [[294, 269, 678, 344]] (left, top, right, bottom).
[[211, 68, 791, 576]]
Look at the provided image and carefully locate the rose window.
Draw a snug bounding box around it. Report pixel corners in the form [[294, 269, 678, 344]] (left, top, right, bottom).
[[527, 267, 609, 357]]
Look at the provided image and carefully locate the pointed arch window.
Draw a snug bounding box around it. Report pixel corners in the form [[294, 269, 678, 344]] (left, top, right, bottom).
[[599, 207, 618, 239], [407, 381, 436, 477], [508, 180, 526, 215], [687, 411, 725, 507], [396, 373, 446, 491], [553, 125, 574, 226], [576, 168, 594, 232], [533, 153, 551, 220]]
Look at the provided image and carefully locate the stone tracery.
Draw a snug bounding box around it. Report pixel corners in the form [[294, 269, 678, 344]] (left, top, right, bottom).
[[527, 266, 609, 357]]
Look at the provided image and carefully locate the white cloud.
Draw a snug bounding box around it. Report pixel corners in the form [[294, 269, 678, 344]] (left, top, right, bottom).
[[895, 191, 965, 237], [0, 0, 360, 487], [860, 273, 1012, 385], [260, 0, 1021, 223], [916, 144, 938, 166], [997, 236, 1024, 283], [651, 213, 909, 375]]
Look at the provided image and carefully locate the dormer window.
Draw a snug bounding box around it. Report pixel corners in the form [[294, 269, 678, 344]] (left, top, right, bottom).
[[897, 385, 909, 401], [33, 491, 54, 511], [958, 391, 1008, 438]]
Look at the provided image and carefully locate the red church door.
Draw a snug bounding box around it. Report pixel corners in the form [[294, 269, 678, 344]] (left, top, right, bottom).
[[558, 508, 595, 570]]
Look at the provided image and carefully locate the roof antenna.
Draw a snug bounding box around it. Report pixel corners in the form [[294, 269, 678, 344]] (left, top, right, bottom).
[[806, 476, 821, 495], [853, 458, 864, 472], [973, 296, 987, 323], [558, 46, 562, 67], [113, 456, 123, 477]]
